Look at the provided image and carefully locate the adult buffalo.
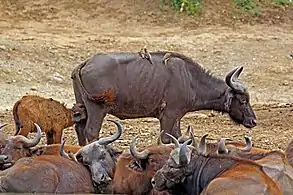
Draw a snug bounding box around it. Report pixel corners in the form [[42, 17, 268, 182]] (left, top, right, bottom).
[[151, 134, 281, 195], [71, 51, 256, 145]]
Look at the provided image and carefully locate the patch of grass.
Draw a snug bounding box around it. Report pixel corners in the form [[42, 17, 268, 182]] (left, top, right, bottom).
[[233, 0, 260, 16], [170, 0, 203, 16], [274, 0, 293, 6]]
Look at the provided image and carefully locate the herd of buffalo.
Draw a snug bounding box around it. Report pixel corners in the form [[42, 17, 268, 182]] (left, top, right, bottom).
[[0, 50, 292, 195]]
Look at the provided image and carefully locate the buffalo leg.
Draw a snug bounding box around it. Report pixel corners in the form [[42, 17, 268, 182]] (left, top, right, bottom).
[[53, 130, 62, 144], [84, 103, 108, 143], [75, 122, 87, 146], [46, 131, 54, 145], [72, 78, 88, 146], [159, 113, 183, 144]]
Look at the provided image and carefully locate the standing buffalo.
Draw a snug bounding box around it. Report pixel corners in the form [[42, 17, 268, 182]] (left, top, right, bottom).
[[13, 95, 75, 144], [151, 134, 281, 195], [71, 51, 256, 145]]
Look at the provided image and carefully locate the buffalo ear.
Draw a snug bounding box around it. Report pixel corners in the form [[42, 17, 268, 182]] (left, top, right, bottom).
[[128, 160, 144, 172], [109, 147, 123, 160], [29, 147, 45, 156]]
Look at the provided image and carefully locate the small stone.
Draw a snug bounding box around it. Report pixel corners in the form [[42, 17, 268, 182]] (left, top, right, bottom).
[[30, 86, 37, 91]]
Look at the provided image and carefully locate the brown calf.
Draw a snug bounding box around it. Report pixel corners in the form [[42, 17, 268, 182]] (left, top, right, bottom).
[[13, 95, 74, 144], [151, 134, 282, 195]]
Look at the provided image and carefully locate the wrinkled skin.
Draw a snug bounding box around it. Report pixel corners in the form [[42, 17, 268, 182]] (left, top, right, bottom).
[[151, 138, 281, 195], [71, 51, 256, 145], [0, 155, 94, 193]]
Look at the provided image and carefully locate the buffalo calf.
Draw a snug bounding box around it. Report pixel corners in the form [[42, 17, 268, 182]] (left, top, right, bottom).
[[13, 95, 74, 144]]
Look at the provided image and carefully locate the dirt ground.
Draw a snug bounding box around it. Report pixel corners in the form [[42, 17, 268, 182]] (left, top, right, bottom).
[[0, 0, 293, 151]]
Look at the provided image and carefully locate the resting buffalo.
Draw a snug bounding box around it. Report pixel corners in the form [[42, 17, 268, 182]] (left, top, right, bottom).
[[71, 51, 256, 145], [151, 134, 281, 195], [218, 137, 293, 195], [0, 120, 122, 193]]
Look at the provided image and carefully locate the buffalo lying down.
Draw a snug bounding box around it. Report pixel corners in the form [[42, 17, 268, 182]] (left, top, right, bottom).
[[71, 51, 256, 145], [113, 129, 196, 195], [0, 120, 122, 193], [151, 134, 281, 195]]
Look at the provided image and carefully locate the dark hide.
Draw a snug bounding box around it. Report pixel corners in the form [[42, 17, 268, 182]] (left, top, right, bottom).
[[71, 51, 256, 145], [153, 152, 239, 195]]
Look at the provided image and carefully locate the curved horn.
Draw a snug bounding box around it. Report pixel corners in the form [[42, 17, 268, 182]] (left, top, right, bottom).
[[97, 120, 123, 145], [239, 135, 252, 152], [165, 133, 180, 148], [189, 130, 198, 148], [0, 123, 8, 130], [225, 66, 245, 93], [199, 134, 208, 154], [156, 130, 165, 145], [129, 136, 149, 160], [217, 138, 233, 154], [22, 123, 42, 147], [179, 139, 192, 165], [60, 137, 70, 159]]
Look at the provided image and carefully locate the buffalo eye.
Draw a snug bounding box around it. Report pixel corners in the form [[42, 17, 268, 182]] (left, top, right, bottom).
[[148, 158, 155, 164]]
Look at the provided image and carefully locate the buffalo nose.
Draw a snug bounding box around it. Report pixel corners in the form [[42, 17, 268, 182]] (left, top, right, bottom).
[[0, 155, 9, 163], [251, 119, 257, 126], [151, 178, 156, 186]]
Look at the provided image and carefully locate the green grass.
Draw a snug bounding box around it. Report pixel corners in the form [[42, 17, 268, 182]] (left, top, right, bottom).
[[273, 0, 293, 6], [233, 0, 260, 16], [170, 0, 203, 16]]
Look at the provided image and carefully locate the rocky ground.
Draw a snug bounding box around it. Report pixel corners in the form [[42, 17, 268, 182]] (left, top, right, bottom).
[[0, 0, 293, 151]]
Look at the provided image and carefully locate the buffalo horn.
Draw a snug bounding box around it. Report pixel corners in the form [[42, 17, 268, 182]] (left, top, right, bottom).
[[60, 137, 70, 159], [156, 130, 165, 145], [198, 134, 208, 154], [225, 66, 245, 93], [22, 123, 42, 148], [0, 123, 8, 130], [189, 130, 198, 148], [217, 138, 233, 154], [239, 135, 252, 152], [179, 139, 192, 166], [165, 133, 180, 148], [96, 119, 123, 145], [130, 136, 150, 160]]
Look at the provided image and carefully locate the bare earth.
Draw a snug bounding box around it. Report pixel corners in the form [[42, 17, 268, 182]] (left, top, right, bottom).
[[0, 0, 293, 151]]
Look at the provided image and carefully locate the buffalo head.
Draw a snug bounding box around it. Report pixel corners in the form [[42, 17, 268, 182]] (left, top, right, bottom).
[[0, 123, 42, 168], [0, 123, 8, 152], [151, 133, 206, 192], [71, 103, 87, 122], [61, 119, 122, 189], [224, 66, 256, 128]]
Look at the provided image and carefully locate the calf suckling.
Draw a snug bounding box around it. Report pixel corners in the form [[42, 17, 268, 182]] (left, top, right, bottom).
[[71, 51, 257, 145], [13, 95, 75, 145], [151, 134, 282, 195]]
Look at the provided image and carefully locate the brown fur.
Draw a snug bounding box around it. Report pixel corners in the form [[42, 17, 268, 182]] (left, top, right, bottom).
[[202, 163, 282, 195], [113, 144, 174, 195], [31, 144, 83, 156], [12, 95, 74, 144]]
